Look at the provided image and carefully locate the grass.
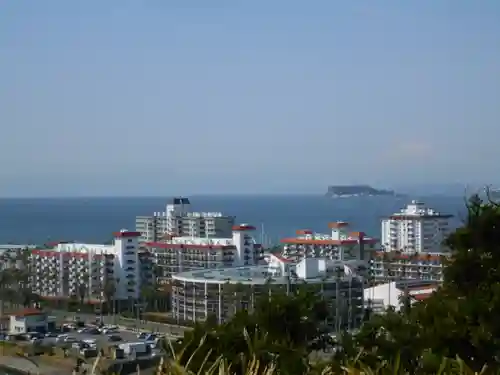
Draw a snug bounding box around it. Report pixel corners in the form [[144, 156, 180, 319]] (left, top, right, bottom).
[[4, 333, 494, 375]]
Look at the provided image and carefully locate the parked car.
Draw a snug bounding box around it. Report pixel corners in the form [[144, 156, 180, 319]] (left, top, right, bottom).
[[107, 335, 122, 342]]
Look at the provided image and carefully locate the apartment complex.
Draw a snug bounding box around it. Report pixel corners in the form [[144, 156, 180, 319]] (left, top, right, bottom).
[[136, 197, 235, 243], [144, 224, 263, 283], [29, 230, 154, 301], [369, 251, 447, 283], [373, 201, 454, 284], [172, 254, 365, 329], [280, 222, 379, 262], [381, 200, 453, 253]]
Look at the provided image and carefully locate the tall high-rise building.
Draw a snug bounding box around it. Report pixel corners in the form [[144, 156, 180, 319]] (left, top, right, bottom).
[[136, 197, 235, 243], [381, 200, 453, 254]]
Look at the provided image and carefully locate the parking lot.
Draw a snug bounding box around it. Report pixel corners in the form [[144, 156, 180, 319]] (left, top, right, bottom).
[[49, 310, 188, 338], [42, 326, 143, 347]]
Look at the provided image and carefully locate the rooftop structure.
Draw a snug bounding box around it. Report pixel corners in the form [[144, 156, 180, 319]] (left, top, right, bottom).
[[29, 230, 153, 301], [172, 254, 366, 329], [381, 200, 453, 253], [280, 222, 378, 262], [145, 224, 262, 282], [136, 197, 235, 242]]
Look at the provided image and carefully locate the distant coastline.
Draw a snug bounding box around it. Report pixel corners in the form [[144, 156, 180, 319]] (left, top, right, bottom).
[[325, 185, 399, 198]]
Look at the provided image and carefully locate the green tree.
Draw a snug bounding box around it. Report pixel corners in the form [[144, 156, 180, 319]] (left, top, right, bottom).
[[174, 285, 327, 374], [77, 282, 87, 306], [334, 195, 500, 373]]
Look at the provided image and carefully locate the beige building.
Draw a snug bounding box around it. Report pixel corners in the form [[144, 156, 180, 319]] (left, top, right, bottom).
[[136, 197, 235, 243]]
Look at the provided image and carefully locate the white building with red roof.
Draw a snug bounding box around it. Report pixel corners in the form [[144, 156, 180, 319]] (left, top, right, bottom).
[[364, 281, 439, 313], [29, 230, 153, 302], [144, 224, 263, 282], [280, 221, 378, 262], [9, 308, 49, 334]]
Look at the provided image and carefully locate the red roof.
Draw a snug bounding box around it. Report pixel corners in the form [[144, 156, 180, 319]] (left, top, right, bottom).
[[296, 229, 313, 235], [144, 242, 237, 250], [328, 221, 349, 229], [372, 251, 447, 262], [13, 308, 45, 317], [114, 231, 141, 238], [412, 293, 433, 301], [280, 238, 378, 245], [232, 225, 256, 231]]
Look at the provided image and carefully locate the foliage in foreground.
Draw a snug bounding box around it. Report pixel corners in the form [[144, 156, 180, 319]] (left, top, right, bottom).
[[167, 195, 500, 374]]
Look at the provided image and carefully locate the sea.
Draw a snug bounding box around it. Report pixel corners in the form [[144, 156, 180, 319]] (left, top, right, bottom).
[[0, 195, 467, 246]]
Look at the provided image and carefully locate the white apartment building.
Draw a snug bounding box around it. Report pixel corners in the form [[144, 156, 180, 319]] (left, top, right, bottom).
[[381, 201, 453, 254], [145, 224, 263, 283], [172, 254, 365, 328], [136, 197, 235, 243], [29, 230, 153, 302], [280, 222, 379, 262]]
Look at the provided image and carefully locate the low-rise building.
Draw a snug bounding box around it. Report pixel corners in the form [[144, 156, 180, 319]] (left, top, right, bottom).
[[364, 280, 439, 313], [9, 308, 51, 334], [280, 222, 379, 262], [144, 224, 263, 283], [369, 251, 447, 283], [171, 254, 366, 331], [29, 230, 153, 302]]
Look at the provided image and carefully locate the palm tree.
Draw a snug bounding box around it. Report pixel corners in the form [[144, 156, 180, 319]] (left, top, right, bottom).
[[103, 278, 116, 320], [0, 270, 13, 331], [77, 283, 87, 307]]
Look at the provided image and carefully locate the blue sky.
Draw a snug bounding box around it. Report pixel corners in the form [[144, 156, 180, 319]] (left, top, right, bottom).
[[1, 1, 499, 196]]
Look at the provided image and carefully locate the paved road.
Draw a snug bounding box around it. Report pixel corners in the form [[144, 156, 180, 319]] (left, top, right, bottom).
[[0, 355, 68, 375]]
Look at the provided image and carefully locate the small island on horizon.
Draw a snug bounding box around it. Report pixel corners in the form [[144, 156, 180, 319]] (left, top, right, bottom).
[[325, 185, 399, 198]]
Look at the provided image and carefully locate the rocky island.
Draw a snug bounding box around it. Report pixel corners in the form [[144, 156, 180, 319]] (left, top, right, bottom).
[[325, 185, 396, 198]]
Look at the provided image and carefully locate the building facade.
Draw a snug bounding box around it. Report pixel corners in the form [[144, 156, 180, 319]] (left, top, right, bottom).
[[29, 230, 153, 301], [171, 254, 365, 331], [9, 308, 50, 334], [136, 197, 235, 243], [369, 251, 447, 283], [364, 280, 439, 313], [381, 201, 453, 253], [144, 224, 262, 283], [280, 222, 379, 262]]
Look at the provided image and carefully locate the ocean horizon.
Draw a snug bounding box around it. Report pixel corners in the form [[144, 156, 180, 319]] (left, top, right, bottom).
[[0, 195, 468, 246]]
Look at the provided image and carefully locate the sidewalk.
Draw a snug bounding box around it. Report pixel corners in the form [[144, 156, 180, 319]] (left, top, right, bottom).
[[0, 355, 70, 375]]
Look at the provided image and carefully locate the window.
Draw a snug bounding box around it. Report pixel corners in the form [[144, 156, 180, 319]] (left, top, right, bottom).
[[126, 246, 135, 250], [127, 239, 133, 243]]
